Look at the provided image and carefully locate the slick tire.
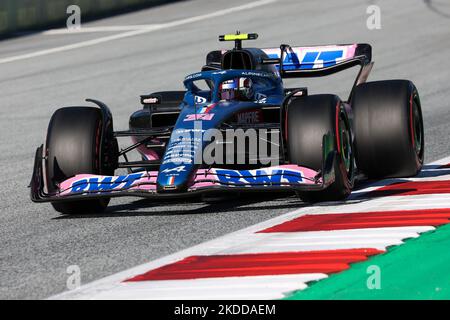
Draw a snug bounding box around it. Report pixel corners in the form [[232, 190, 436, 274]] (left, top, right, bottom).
[[46, 107, 114, 214], [286, 94, 354, 202], [352, 80, 424, 178]]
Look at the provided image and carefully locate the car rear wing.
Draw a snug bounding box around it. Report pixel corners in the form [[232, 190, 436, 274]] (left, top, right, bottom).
[[261, 43, 372, 78], [205, 42, 373, 101]]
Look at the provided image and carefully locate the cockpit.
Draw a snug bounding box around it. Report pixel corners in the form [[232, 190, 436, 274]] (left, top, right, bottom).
[[183, 69, 282, 105]]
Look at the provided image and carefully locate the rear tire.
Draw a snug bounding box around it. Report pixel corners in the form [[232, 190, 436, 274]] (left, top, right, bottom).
[[286, 94, 354, 202], [46, 107, 116, 214], [352, 80, 424, 178]]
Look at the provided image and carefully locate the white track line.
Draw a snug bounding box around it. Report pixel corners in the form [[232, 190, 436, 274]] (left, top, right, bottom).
[[206, 226, 431, 250], [0, 0, 277, 65], [43, 25, 162, 34], [209, 226, 432, 250], [83, 274, 327, 300], [218, 239, 405, 254], [50, 156, 450, 299]]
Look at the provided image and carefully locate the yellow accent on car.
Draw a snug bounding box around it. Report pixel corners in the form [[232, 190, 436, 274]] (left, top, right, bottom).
[[223, 34, 249, 41]]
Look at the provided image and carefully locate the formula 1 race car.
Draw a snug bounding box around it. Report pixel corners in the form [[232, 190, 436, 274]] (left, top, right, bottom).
[[30, 32, 424, 214]]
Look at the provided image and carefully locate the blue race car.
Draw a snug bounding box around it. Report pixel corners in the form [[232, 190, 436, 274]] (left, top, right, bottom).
[[30, 32, 424, 214]]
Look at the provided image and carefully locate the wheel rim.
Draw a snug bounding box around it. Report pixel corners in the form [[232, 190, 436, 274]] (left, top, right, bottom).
[[339, 115, 352, 174]]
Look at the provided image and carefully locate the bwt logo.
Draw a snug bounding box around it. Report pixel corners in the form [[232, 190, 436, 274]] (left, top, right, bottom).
[[216, 169, 303, 185], [270, 50, 344, 70], [70, 173, 143, 193]]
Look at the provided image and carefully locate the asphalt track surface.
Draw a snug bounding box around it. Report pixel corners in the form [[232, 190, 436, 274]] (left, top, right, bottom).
[[1, 0, 450, 299]]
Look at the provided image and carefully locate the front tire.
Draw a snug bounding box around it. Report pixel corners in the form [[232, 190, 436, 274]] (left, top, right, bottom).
[[285, 94, 354, 202], [46, 107, 116, 214]]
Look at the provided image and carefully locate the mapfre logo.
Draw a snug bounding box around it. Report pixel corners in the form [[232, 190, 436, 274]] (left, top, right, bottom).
[[236, 109, 263, 124]]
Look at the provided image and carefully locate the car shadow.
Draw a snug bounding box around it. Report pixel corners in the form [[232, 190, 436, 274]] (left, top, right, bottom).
[[52, 164, 450, 219], [53, 192, 306, 219]]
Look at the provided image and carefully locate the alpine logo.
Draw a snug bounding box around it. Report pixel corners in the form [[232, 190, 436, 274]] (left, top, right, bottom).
[[161, 166, 186, 174]]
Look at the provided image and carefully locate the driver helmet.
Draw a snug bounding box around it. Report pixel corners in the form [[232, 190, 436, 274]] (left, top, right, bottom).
[[219, 78, 253, 101]]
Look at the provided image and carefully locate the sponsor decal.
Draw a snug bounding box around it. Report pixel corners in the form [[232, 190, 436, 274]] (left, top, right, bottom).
[[142, 97, 160, 104], [163, 157, 193, 164], [215, 168, 303, 185], [162, 126, 204, 165], [184, 113, 215, 121], [298, 50, 344, 68], [268, 48, 345, 70], [185, 72, 202, 80], [165, 147, 195, 156], [172, 128, 205, 134], [254, 93, 267, 104], [70, 173, 143, 193], [194, 96, 207, 104], [241, 71, 269, 77], [161, 166, 186, 174], [236, 109, 263, 124]]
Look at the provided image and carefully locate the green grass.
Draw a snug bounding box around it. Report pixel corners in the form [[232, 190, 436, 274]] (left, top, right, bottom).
[[285, 224, 450, 300]]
